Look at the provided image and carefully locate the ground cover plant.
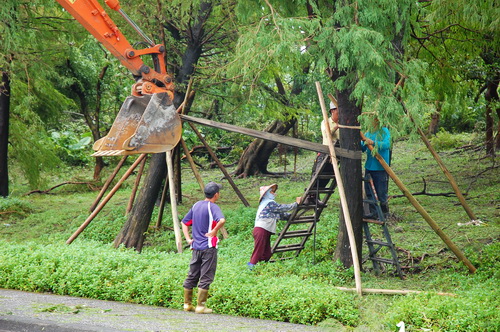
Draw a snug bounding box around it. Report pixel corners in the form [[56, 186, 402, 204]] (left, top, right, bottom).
[[0, 134, 498, 331]]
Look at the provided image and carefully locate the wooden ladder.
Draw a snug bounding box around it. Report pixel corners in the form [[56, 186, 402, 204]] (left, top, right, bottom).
[[271, 156, 337, 261], [362, 174, 404, 279]]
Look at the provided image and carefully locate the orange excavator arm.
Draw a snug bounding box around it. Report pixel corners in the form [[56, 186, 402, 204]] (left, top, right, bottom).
[[56, 0, 174, 98], [56, 0, 181, 156]]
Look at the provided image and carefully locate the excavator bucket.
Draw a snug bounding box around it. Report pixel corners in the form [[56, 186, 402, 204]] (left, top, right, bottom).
[[92, 93, 182, 156]]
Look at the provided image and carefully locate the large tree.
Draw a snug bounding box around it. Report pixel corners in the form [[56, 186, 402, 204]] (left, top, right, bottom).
[[0, 1, 70, 196], [52, 37, 129, 180], [409, 0, 500, 151], [227, 0, 424, 266], [114, 0, 237, 250]]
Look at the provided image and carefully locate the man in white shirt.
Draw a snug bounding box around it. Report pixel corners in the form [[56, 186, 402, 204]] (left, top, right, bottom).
[[321, 101, 339, 144], [304, 101, 339, 207]]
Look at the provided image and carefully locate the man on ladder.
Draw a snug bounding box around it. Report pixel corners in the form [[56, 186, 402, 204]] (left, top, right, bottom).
[[361, 114, 391, 219], [305, 100, 340, 206]]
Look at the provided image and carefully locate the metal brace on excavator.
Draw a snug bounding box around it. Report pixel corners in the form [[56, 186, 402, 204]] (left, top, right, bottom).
[[56, 0, 181, 156]]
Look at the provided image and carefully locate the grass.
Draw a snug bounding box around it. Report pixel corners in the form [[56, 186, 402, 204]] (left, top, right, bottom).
[[0, 133, 499, 330]]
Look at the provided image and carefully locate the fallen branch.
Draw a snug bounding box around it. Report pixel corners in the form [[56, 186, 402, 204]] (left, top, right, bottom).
[[451, 144, 483, 154], [24, 181, 96, 196], [391, 191, 457, 198], [390, 177, 460, 199], [466, 164, 499, 192], [0, 210, 17, 215]]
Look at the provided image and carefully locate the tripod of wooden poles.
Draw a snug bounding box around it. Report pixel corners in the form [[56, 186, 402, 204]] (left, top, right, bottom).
[[65, 85, 248, 251]]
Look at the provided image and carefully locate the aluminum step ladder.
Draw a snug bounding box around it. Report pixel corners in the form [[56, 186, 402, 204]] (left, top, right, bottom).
[[270, 156, 337, 261], [363, 174, 404, 279]]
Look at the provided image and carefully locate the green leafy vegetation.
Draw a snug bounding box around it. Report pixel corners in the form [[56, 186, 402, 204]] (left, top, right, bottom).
[[0, 135, 498, 330]]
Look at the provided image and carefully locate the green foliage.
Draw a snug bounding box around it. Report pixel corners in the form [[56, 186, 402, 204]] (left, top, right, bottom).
[[440, 103, 484, 133], [0, 241, 360, 325], [429, 130, 473, 150], [0, 197, 32, 217], [213, 269, 359, 325], [475, 241, 500, 279], [386, 285, 500, 331], [9, 115, 60, 189], [0, 137, 499, 329], [50, 130, 92, 166]]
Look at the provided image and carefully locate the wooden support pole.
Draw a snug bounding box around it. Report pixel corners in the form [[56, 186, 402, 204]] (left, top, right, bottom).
[[361, 139, 476, 273], [336, 287, 456, 297], [188, 122, 250, 207], [398, 100, 477, 220], [180, 138, 205, 191], [126, 154, 147, 215], [316, 82, 363, 296], [67, 154, 147, 245], [416, 123, 477, 221], [155, 174, 169, 229], [90, 156, 128, 212], [166, 150, 183, 253]]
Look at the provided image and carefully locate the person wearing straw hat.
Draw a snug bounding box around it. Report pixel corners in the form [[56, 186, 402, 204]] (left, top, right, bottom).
[[304, 100, 339, 206], [247, 184, 298, 269]]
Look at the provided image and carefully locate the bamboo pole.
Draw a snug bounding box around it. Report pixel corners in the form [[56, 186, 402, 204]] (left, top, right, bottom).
[[188, 122, 250, 207], [361, 137, 476, 273], [67, 154, 147, 245], [180, 138, 205, 191], [166, 150, 183, 253], [336, 287, 456, 297], [316, 82, 363, 296], [90, 156, 128, 212], [415, 122, 477, 220], [156, 88, 193, 229], [398, 94, 477, 221], [126, 154, 147, 215]]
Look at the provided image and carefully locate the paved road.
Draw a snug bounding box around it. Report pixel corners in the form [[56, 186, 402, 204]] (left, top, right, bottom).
[[0, 289, 326, 332]]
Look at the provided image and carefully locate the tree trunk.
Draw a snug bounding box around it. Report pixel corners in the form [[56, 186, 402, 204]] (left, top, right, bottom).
[[233, 73, 304, 177], [93, 157, 105, 181], [113, 1, 215, 251], [333, 89, 363, 267], [484, 79, 498, 155], [485, 80, 499, 155], [0, 71, 10, 197], [480, 48, 499, 155], [113, 153, 166, 252], [428, 100, 441, 135], [495, 107, 500, 151], [234, 119, 296, 177], [92, 64, 108, 180], [67, 60, 107, 181]]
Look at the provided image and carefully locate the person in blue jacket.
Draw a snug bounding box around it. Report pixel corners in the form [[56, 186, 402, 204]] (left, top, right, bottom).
[[361, 115, 391, 218]]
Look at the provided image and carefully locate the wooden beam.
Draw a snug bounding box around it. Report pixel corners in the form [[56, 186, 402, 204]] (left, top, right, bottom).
[[180, 114, 361, 160], [336, 287, 456, 297]]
